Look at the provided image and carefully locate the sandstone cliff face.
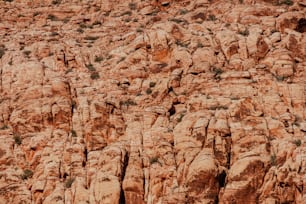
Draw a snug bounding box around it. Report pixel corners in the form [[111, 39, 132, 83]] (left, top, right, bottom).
[[0, 0, 305, 203]]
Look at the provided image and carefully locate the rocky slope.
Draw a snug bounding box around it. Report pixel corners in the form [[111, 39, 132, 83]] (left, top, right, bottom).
[[0, 0, 305, 203]]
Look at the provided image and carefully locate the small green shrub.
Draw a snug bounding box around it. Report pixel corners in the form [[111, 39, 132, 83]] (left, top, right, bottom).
[[47, 14, 59, 21], [128, 2, 137, 10], [150, 157, 159, 164], [90, 72, 100, 80], [52, 0, 61, 4], [23, 50, 31, 57], [92, 21, 101, 26], [208, 14, 216, 21], [65, 178, 75, 188], [21, 169, 33, 180], [86, 64, 96, 71], [33, 12, 41, 17], [169, 18, 186, 24], [149, 82, 156, 88], [276, 75, 285, 82], [63, 18, 70, 23], [79, 23, 87, 28], [0, 125, 8, 130], [121, 11, 132, 16], [84, 36, 99, 41], [212, 67, 224, 77], [136, 28, 143, 32], [76, 28, 84, 33], [293, 115, 301, 127], [0, 47, 5, 59], [120, 99, 137, 106], [71, 130, 77, 137], [197, 42, 204, 48], [146, 88, 152, 95], [179, 9, 189, 15], [14, 134, 22, 145], [270, 154, 277, 166], [177, 113, 185, 123], [50, 32, 59, 36], [175, 40, 189, 48], [95, 56, 103, 62], [238, 29, 249, 36], [279, 0, 293, 5], [293, 139, 301, 147]]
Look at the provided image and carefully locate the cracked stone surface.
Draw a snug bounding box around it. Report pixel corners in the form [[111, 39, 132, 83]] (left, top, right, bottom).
[[0, 0, 305, 203]]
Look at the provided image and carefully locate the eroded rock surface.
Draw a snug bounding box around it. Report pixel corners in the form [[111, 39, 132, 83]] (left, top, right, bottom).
[[0, 0, 305, 203]]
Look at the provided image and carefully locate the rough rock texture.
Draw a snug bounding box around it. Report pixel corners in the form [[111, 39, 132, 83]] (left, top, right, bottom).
[[0, 0, 305, 203]]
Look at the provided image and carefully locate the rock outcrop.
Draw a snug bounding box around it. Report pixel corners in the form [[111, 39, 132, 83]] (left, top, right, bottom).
[[0, 0, 305, 203]]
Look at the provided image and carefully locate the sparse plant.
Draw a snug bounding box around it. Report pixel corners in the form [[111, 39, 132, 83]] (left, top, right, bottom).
[[196, 42, 204, 48], [238, 29, 249, 36], [65, 178, 75, 188], [175, 40, 189, 48], [212, 66, 224, 79], [90, 72, 100, 80], [50, 32, 59, 36], [276, 75, 285, 82], [293, 139, 301, 147], [0, 45, 5, 59], [209, 105, 228, 110], [0, 125, 8, 130], [92, 21, 101, 26], [149, 82, 156, 88], [270, 154, 277, 166], [14, 134, 22, 145], [179, 9, 189, 15], [84, 36, 99, 41], [86, 64, 96, 71], [169, 18, 186, 24], [94, 56, 103, 62], [47, 14, 59, 21], [279, 0, 293, 5], [120, 99, 137, 106], [128, 2, 137, 10], [121, 11, 132, 16], [71, 130, 77, 137], [63, 18, 70, 23], [146, 88, 152, 95], [230, 97, 239, 100], [33, 12, 41, 17], [76, 28, 84, 33], [136, 28, 143, 32], [117, 57, 126, 63], [52, 0, 61, 5], [208, 14, 216, 21], [23, 50, 31, 58], [293, 115, 301, 127], [150, 157, 159, 164], [21, 169, 33, 180], [177, 113, 185, 122], [79, 23, 87, 29]]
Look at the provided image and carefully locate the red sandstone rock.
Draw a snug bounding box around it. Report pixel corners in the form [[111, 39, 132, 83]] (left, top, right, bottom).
[[0, 0, 305, 204]]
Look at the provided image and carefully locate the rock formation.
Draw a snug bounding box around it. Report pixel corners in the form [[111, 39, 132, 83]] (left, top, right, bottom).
[[0, 0, 305, 203]]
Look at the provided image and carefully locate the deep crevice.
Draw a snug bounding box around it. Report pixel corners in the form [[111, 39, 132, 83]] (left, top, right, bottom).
[[218, 170, 227, 188], [168, 105, 176, 116], [119, 152, 129, 204]]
